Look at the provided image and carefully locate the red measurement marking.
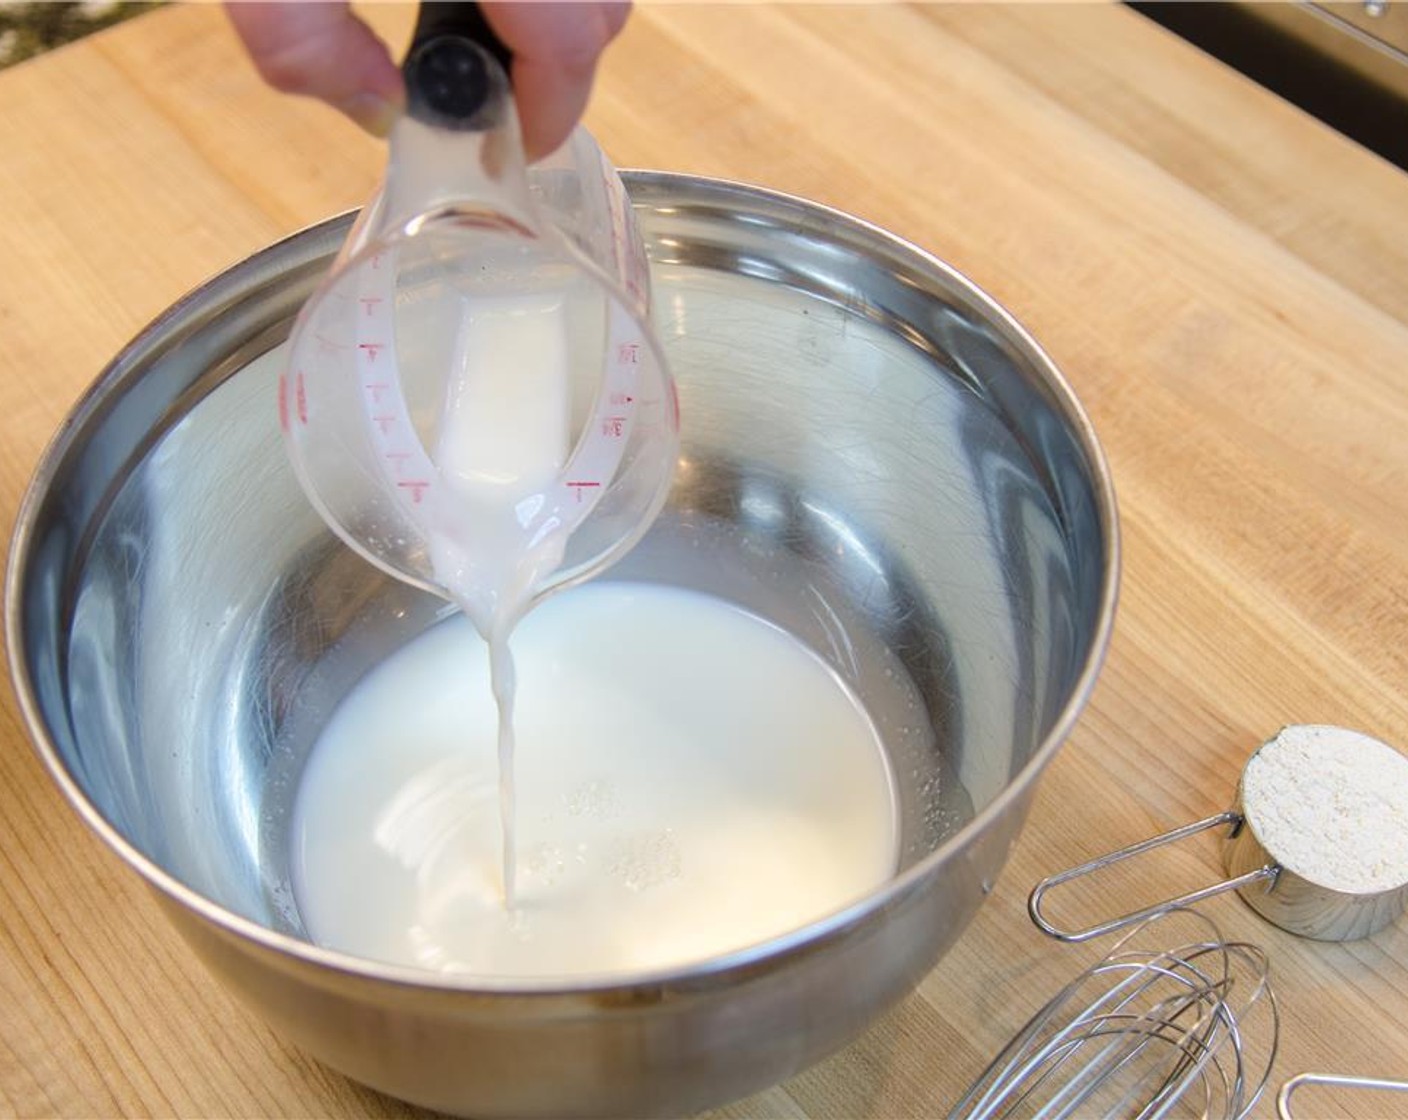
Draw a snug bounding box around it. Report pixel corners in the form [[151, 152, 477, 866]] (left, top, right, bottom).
[[616, 342, 640, 364], [384, 451, 411, 475], [295, 371, 308, 425], [397, 479, 429, 504], [371, 414, 395, 434], [601, 416, 626, 438], [566, 480, 602, 504], [370, 252, 384, 271], [358, 342, 385, 364], [358, 296, 382, 317], [364, 382, 389, 404], [277, 374, 289, 431], [609, 391, 634, 406]]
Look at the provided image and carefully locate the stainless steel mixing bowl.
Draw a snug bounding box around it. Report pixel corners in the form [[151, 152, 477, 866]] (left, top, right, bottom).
[[6, 173, 1117, 1118]]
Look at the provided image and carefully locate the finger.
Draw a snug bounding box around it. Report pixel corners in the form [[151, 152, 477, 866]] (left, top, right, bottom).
[[224, 1, 405, 136], [481, 2, 630, 160]]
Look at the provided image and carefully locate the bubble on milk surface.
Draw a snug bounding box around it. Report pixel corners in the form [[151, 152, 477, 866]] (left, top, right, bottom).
[[521, 841, 567, 888], [566, 778, 618, 820], [608, 829, 682, 892]]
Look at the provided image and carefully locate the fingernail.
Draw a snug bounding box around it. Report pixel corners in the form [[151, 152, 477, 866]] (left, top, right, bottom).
[[339, 93, 399, 139]]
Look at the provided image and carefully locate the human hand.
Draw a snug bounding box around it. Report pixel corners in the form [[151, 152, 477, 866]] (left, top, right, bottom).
[[225, 2, 629, 159]]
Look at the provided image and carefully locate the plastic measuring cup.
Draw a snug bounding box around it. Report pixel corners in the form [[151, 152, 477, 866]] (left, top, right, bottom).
[[281, 3, 677, 631]]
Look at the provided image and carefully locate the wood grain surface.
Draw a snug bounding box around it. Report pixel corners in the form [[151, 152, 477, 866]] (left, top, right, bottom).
[[2, 4, 1407, 1117]]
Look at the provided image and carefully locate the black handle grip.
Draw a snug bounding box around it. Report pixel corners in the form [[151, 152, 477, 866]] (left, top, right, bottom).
[[403, 2, 514, 130]]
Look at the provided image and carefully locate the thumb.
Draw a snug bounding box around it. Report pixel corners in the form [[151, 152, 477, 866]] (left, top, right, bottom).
[[225, 2, 405, 137]]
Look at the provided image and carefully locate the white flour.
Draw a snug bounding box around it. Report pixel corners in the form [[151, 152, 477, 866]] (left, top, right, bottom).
[[1241, 725, 1408, 894]]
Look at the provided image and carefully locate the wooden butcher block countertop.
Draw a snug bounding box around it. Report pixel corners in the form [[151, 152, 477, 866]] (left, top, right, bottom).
[[2, 4, 1407, 1117]]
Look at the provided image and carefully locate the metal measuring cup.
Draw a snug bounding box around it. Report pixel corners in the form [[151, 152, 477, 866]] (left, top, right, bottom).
[[1028, 725, 1408, 943]]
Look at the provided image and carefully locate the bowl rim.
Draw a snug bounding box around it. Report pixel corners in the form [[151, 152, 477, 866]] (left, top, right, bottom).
[[5, 170, 1120, 997]]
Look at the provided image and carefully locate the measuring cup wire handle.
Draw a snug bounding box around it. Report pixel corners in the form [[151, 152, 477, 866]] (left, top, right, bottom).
[[1277, 1073, 1408, 1119], [1027, 810, 1279, 943]]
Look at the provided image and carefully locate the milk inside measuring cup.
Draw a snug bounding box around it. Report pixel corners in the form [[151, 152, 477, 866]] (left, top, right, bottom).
[[296, 114, 670, 620], [291, 582, 900, 976], [281, 24, 673, 612], [282, 33, 678, 911]]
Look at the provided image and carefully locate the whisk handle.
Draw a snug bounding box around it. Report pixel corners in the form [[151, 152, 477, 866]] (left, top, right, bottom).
[[1028, 810, 1279, 941], [1277, 1073, 1408, 1120]]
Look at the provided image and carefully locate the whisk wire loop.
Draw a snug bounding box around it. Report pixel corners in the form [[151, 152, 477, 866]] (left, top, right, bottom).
[[949, 909, 1279, 1120]]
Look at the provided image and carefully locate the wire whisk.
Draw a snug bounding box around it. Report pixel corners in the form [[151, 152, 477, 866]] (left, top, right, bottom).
[[949, 908, 1279, 1120]]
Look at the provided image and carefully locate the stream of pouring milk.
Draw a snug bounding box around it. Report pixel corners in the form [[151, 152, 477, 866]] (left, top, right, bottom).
[[423, 291, 574, 908], [291, 290, 898, 975]]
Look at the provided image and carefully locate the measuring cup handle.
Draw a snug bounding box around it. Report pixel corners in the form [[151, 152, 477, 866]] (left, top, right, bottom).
[[410, 3, 512, 73], [1027, 810, 1279, 942], [405, 2, 514, 129]]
